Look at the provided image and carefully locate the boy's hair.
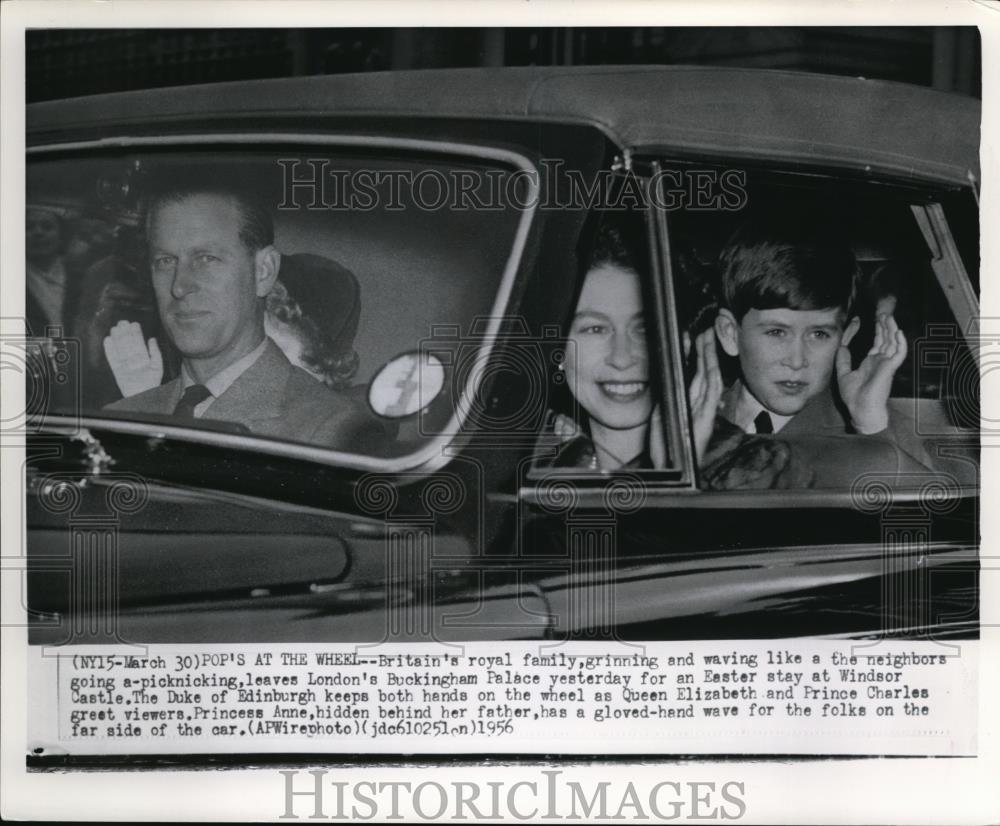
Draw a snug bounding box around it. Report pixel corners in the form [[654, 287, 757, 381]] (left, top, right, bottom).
[[718, 212, 858, 322]]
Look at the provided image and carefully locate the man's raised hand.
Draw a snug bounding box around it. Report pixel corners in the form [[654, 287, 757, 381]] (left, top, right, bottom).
[[103, 320, 163, 398]]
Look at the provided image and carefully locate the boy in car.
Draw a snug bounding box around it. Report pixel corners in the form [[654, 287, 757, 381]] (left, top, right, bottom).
[[693, 213, 931, 487]]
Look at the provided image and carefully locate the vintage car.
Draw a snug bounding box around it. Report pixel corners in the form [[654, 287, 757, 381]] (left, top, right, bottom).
[[21, 66, 980, 643]]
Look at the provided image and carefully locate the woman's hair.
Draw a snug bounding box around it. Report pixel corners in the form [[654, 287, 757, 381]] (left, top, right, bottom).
[[549, 214, 649, 429], [266, 279, 359, 389], [587, 221, 641, 275]]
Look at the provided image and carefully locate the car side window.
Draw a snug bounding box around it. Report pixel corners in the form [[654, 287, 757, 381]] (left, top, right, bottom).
[[26, 147, 530, 461], [528, 209, 680, 477], [661, 171, 980, 492]]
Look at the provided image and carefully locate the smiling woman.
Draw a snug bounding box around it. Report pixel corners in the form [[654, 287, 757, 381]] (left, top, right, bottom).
[[536, 219, 658, 471]]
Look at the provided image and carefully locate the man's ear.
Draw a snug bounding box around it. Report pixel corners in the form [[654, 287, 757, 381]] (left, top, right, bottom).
[[714, 309, 741, 358], [254, 246, 281, 298]]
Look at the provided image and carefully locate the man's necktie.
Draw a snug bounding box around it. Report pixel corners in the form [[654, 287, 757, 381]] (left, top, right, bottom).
[[173, 384, 212, 418], [754, 410, 774, 434]]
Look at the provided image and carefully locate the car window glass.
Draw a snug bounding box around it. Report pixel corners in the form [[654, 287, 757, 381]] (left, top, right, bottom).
[[26, 149, 527, 459], [662, 172, 979, 492], [528, 210, 673, 476]]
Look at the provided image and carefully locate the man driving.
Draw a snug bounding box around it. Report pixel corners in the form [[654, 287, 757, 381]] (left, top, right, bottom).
[[105, 173, 372, 449]]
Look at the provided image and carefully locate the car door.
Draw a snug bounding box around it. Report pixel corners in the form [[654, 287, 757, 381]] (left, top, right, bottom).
[[516, 162, 980, 640], [24, 136, 556, 644]]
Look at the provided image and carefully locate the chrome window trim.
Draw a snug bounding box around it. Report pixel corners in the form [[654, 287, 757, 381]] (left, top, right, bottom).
[[911, 201, 980, 342]]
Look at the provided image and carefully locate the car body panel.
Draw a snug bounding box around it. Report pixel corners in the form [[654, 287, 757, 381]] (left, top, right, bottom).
[[23, 66, 980, 644], [28, 66, 979, 185]]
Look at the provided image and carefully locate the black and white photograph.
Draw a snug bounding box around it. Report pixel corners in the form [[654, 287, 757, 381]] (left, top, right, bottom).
[[2, 2, 997, 823]]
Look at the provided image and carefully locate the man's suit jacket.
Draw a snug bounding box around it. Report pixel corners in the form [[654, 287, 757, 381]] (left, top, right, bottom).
[[705, 384, 931, 489], [105, 338, 378, 451]]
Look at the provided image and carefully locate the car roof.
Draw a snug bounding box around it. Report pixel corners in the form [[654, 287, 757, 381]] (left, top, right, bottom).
[[28, 65, 979, 186]]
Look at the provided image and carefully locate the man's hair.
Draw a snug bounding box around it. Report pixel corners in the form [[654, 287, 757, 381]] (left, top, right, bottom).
[[718, 211, 858, 322], [144, 170, 274, 252]]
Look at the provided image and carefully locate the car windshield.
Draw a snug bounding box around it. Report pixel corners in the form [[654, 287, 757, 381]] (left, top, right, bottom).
[[25, 146, 529, 459]]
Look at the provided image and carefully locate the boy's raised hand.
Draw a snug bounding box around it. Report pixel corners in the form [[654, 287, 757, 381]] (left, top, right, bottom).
[[686, 327, 723, 464], [103, 320, 163, 398], [835, 313, 907, 434]]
